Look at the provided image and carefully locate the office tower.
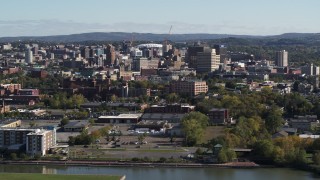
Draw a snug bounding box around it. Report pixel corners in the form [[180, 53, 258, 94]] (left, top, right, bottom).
[[186, 46, 211, 69], [196, 49, 220, 73], [301, 63, 320, 76], [25, 48, 33, 64], [214, 44, 227, 63], [81, 47, 90, 59], [32, 46, 39, 55], [105, 44, 116, 66], [276, 50, 288, 67]]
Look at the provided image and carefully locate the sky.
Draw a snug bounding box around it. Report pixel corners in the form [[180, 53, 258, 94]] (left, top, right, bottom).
[[0, 0, 319, 37]]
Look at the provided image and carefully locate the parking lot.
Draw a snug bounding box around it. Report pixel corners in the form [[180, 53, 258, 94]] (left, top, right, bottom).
[[19, 120, 195, 160]]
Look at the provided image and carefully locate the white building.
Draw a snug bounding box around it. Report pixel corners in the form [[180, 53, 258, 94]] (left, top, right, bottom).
[[196, 49, 220, 73], [25, 48, 33, 64], [275, 50, 288, 67], [26, 129, 56, 156], [0, 128, 56, 156]]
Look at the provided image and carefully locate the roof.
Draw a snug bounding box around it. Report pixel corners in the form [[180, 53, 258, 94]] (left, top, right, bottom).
[[141, 113, 186, 121], [0, 119, 21, 126], [0, 128, 37, 132], [137, 43, 163, 48], [232, 148, 252, 152], [299, 134, 320, 139], [27, 129, 50, 136], [281, 127, 297, 133], [272, 130, 288, 138], [214, 144, 223, 148], [99, 113, 142, 119], [209, 108, 228, 112], [64, 121, 89, 128]]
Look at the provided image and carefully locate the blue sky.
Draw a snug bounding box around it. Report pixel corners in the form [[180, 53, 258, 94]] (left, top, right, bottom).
[[0, 0, 319, 37]]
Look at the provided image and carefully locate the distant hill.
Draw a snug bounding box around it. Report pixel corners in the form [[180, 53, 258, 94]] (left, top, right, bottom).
[[0, 32, 320, 43]]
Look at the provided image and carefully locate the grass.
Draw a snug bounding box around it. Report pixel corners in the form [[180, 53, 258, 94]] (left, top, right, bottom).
[[136, 148, 186, 153], [0, 173, 122, 180], [200, 126, 226, 144]]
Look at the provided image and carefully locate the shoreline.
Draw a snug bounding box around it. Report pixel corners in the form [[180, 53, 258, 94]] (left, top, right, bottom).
[[0, 160, 260, 169]]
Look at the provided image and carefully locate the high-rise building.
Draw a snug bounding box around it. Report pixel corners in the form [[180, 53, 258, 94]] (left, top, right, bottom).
[[276, 50, 288, 67], [196, 49, 220, 73], [186, 46, 211, 69], [32, 46, 39, 55], [214, 44, 227, 63], [25, 48, 33, 64], [105, 44, 116, 66], [81, 47, 90, 59], [301, 63, 320, 76]]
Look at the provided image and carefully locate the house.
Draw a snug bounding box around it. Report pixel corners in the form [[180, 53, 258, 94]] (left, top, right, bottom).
[[289, 115, 319, 132], [281, 127, 297, 135], [272, 130, 289, 139]]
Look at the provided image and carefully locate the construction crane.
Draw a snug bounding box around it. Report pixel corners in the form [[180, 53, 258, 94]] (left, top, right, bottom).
[[164, 25, 173, 46]]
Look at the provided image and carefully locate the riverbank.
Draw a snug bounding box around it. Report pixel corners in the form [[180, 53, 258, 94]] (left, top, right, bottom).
[[0, 160, 259, 168], [0, 173, 124, 180]]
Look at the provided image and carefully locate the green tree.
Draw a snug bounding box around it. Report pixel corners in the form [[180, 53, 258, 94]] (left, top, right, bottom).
[[71, 94, 86, 108], [218, 147, 236, 163], [111, 94, 117, 102], [182, 119, 204, 146], [68, 136, 76, 146], [60, 118, 69, 127], [166, 93, 180, 104], [181, 112, 209, 146], [264, 105, 284, 134], [312, 152, 320, 165], [231, 116, 269, 147], [138, 133, 147, 145], [217, 148, 228, 163], [89, 118, 95, 125], [29, 121, 37, 128], [253, 140, 274, 159], [10, 153, 17, 160], [182, 111, 209, 129]]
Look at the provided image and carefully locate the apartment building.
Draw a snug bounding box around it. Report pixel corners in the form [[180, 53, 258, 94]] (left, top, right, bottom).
[[169, 80, 208, 96], [26, 129, 56, 156], [0, 128, 56, 156]]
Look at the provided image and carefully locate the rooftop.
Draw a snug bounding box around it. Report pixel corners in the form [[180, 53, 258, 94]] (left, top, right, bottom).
[[64, 121, 89, 128], [99, 113, 142, 119], [27, 129, 50, 135]]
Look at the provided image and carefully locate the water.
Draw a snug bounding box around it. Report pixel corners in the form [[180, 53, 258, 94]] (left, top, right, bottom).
[[0, 165, 317, 180]]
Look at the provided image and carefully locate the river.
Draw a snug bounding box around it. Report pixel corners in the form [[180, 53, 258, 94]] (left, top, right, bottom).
[[0, 164, 318, 180]]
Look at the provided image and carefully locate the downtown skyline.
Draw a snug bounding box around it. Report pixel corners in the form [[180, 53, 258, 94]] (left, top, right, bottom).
[[0, 0, 319, 37]]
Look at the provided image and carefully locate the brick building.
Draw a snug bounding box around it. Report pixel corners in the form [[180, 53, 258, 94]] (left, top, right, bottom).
[[169, 80, 208, 96], [208, 108, 229, 125]]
